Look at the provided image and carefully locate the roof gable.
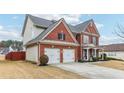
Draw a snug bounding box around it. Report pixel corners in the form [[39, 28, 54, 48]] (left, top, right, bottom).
[[69, 19, 100, 36], [26, 18, 78, 45], [22, 14, 54, 36], [45, 20, 75, 43], [41, 18, 77, 43], [84, 21, 100, 36]]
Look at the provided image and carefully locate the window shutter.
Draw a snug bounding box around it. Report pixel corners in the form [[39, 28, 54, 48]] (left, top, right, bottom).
[[63, 34, 65, 40], [58, 33, 61, 40]]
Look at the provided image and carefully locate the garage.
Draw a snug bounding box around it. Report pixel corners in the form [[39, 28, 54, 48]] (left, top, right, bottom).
[[44, 48, 60, 64], [26, 45, 38, 63], [63, 49, 75, 63]]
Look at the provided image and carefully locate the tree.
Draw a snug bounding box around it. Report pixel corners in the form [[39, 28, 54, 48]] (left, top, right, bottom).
[[115, 24, 124, 39], [0, 40, 23, 48]]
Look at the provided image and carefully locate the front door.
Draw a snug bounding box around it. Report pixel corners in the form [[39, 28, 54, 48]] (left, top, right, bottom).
[[83, 49, 87, 60]]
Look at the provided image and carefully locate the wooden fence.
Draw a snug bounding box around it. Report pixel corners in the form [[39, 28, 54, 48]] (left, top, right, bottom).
[[5, 51, 25, 61]]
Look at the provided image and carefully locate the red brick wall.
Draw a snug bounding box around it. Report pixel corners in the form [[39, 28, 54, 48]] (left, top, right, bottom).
[[40, 44, 78, 63], [75, 23, 99, 60], [86, 24, 98, 34], [45, 22, 75, 43], [6, 51, 25, 61]]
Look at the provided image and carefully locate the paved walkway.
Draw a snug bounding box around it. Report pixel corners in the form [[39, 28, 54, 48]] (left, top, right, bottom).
[[53, 63, 124, 79]]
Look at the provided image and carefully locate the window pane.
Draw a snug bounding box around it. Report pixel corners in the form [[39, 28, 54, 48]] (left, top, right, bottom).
[[84, 35, 89, 44], [63, 34, 65, 40]]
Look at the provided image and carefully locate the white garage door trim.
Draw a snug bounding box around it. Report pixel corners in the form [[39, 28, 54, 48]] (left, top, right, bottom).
[[26, 45, 38, 63], [45, 48, 60, 64], [63, 49, 75, 63]]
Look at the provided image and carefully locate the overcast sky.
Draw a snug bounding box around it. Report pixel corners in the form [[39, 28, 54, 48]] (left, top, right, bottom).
[[0, 14, 123, 45]]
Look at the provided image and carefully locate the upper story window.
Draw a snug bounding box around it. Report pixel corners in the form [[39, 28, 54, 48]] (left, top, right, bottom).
[[76, 35, 78, 40], [83, 35, 89, 44], [93, 36, 97, 45], [58, 33, 65, 40], [31, 28, 35, 39]]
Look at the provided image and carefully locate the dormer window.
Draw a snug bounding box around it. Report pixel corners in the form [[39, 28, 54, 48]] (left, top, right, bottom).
[[31, 27, 35, 39], [58, 33, 65, 40]]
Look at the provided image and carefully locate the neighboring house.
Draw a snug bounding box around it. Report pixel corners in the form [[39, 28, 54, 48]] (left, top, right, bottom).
[[0, 45, 24, 55], [100, 43, 124, 60], [22, 14, 100, 64]]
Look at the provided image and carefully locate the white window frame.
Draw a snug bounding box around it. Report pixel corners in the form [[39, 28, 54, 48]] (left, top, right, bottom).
[[32, 30, 35, 39], [93, 36, 97, 45], [83, 35, 89, 44]]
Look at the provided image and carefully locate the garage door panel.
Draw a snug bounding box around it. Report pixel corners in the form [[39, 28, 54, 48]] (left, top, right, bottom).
[[26, 45, 38, 62], [45, 48, 60, 64], [63, 49, 75, 62]]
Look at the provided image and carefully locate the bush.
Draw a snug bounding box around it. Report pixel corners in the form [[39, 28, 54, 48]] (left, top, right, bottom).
[[103, 53, 107, 60], [78, 59, 84, 63], [89, 56, 94, 62], [107, 57, 124, 61], [39, 55, 49, 66], [90, 56, 101, 62]]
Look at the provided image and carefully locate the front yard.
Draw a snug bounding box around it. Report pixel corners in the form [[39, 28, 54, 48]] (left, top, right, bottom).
[[0, 60, 85, 79], [94, 60, 124, 71]]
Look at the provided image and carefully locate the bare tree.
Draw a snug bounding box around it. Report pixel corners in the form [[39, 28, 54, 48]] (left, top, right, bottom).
[[115, 24, 124, 39]]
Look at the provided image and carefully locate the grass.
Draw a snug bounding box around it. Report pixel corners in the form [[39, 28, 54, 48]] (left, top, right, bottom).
[[0, 55, 5, 61], [0, 60, 85, 79], [94, 60, 124, 71]]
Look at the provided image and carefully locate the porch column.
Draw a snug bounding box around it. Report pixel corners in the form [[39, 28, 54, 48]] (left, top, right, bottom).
[[94, 48, 97, 57], [86, 48, 89, 61], [80, 34, 83, 60]]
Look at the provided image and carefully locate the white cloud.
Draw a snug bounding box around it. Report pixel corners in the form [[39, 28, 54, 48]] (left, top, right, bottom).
[[95, 22, 104, 30], [100, 35, 123, 45], [0, 30, 22, 41], [33, 14, 82, 25], [12, 16, 18, 19], [0, 24, 22, 41], [0, 25, 3, 30]]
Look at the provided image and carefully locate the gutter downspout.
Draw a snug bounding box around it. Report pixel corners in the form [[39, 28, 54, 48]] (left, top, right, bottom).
[[80, 33, 83, 60], [37, 42, 40, 65]]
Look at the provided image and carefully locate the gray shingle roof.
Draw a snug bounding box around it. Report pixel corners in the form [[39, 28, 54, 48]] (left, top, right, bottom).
[[23, 15, 97, 46], [29, 14, 54, 28], [68, 19, 93, 33], [100, 43, 124, 52], [75, 19, 93, 32], [22, 14, 55, 36], [26, 19, 61, 45]]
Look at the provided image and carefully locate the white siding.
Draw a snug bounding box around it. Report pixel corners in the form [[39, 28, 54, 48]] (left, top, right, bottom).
[[23, 17, 45, 45], [100, 51, 124, 60], [26, 45, 38, 63], [32, 26, 44, 38]]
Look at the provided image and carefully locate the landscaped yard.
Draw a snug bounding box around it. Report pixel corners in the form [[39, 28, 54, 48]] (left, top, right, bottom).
[[94, 60, 124, 71], [0, 60, 85, 79]]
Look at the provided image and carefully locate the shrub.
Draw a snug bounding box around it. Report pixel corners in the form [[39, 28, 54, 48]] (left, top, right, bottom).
[[107, 57, 124, 61], [89, 56, 93, 62], [78, 59, 84, 63], [39, 55, 49, 66], [103, 53, 107, 60]]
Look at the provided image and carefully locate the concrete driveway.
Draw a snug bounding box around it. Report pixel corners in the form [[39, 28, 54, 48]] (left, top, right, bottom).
[[53, 62, 124, 79]]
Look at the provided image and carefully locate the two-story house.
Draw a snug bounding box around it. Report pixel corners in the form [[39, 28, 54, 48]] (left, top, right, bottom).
[[22, 14, 100, 64]]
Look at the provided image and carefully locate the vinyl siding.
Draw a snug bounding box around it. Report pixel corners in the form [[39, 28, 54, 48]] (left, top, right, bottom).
[[26, 45, 38, 63]]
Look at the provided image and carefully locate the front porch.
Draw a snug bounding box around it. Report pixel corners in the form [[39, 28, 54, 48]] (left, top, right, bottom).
[[82, 47, 99, 61]]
